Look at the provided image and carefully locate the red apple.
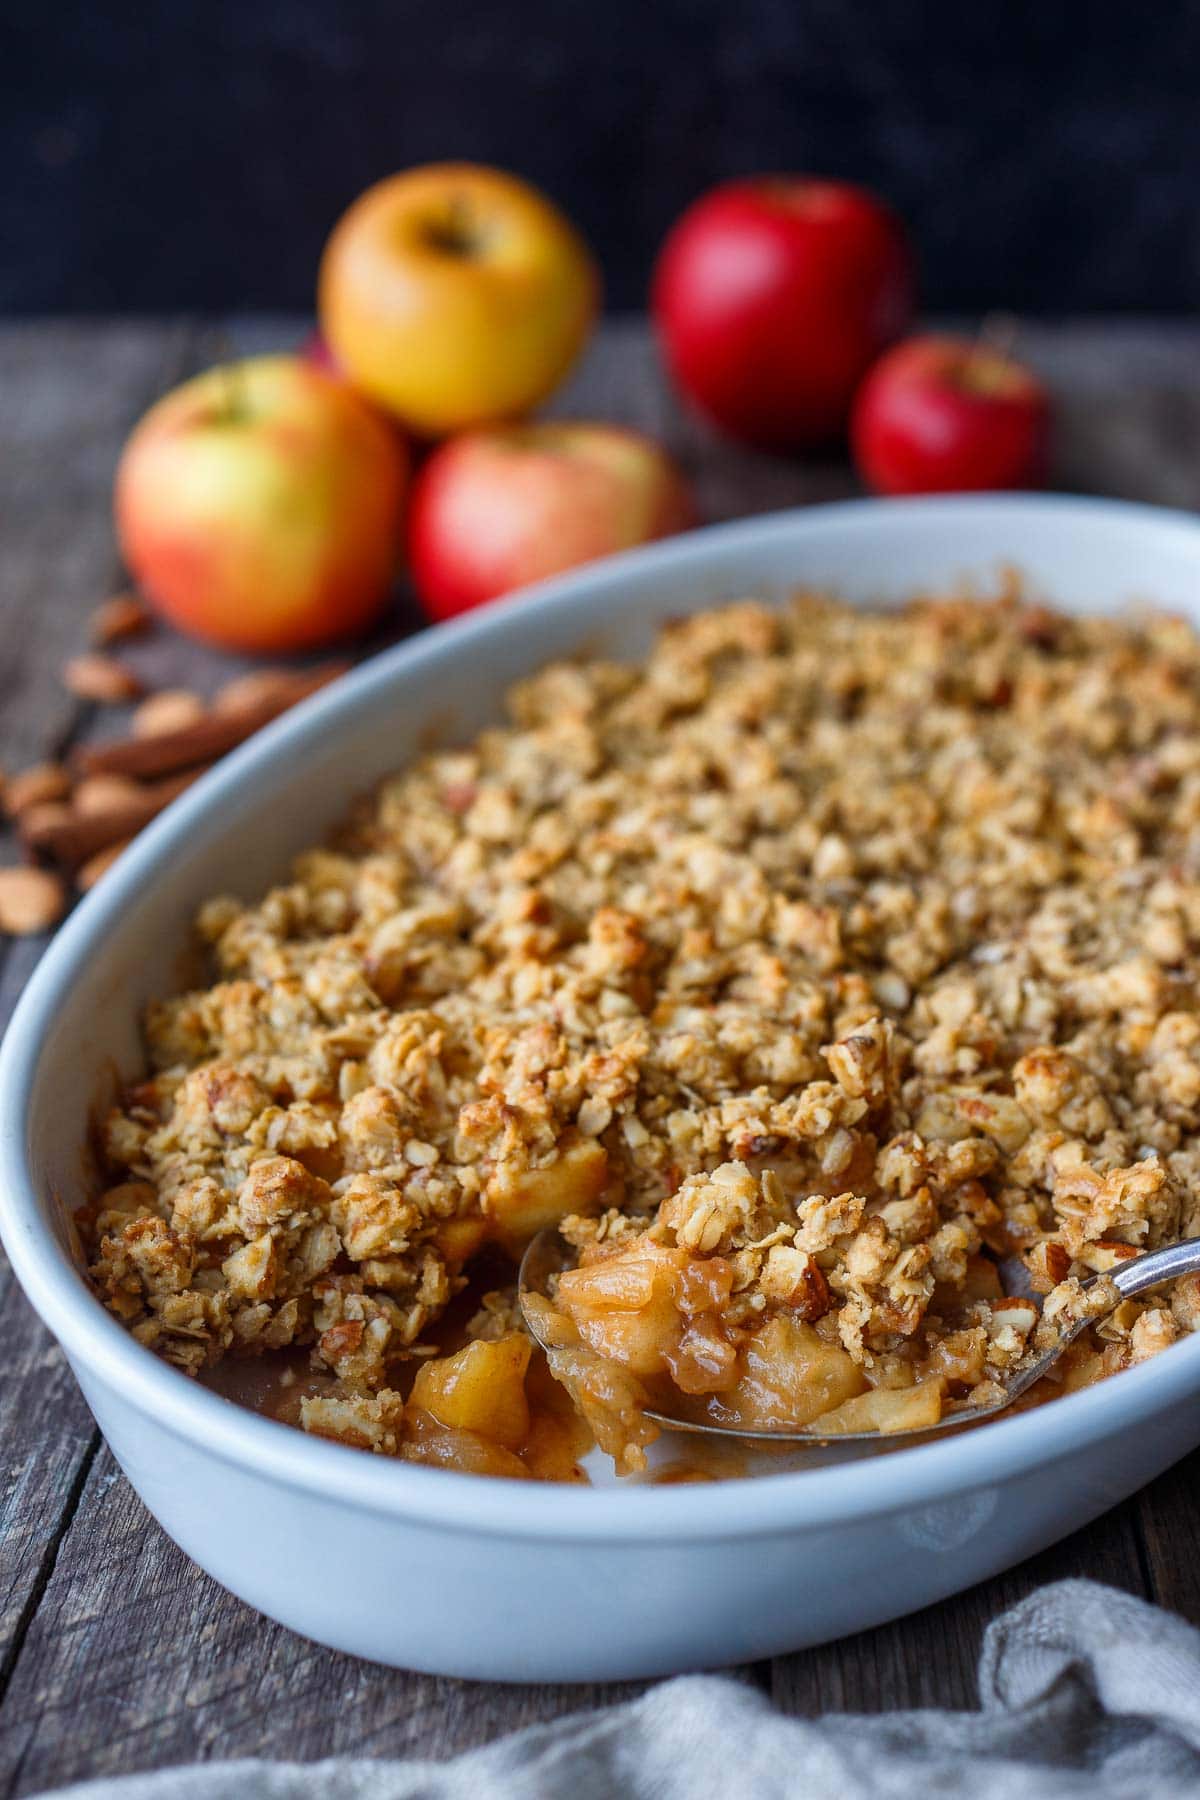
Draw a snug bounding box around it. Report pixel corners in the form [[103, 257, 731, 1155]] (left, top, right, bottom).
[[115, 355, 408, 653], [852, 334, 1051, 495], [652, 177, 914, 453], [408, 423, 694, 622]]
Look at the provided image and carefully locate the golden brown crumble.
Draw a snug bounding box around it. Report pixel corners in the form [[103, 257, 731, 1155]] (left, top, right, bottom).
[[84, 591, 1200, 1477]]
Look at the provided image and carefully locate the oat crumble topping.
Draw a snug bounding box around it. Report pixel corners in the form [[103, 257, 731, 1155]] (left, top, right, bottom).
[[84, 591, 1200, 1477]]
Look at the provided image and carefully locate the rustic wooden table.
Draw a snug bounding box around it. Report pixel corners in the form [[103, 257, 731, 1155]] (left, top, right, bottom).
[[2, 317, 1199, 1796]]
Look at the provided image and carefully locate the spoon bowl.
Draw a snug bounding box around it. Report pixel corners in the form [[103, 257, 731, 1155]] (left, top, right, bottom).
[[519, 1229, 1200, 1449]]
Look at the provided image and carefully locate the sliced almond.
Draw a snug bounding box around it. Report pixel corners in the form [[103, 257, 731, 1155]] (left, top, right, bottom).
[[1024, 1239, 1072, 1292], [74, 772, 144, 816], [90, 592, 151, 647], [5, 762, 71, 817], [63, 654, 144, 704], [1077, 1238, 1140, 1272], [77, 839, 133, 892], [0, 867, 66, 934], [132, 689, 206, 738], [988, 1298, 1038, 1334], [1095, 1298, 1143, 1341]]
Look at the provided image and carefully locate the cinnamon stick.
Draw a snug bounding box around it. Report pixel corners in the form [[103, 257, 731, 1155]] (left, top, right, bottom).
[[20, 769, 206, 870], [72, 662, 349, 780]]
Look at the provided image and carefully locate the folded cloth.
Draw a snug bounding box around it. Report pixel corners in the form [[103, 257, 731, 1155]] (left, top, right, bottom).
[[37, 1580, 1200, 1800]]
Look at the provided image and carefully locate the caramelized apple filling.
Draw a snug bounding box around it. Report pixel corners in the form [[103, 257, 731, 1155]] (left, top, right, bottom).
[[526, 1161, 1035, 1470], [83, 592, 1200, 1479]]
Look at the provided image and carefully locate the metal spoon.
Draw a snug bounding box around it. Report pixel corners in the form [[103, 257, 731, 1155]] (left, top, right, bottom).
[[518, 1229, 1200, 1446]]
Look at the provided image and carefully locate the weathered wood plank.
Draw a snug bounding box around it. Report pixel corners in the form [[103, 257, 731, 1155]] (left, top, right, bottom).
[[0, 321, 204, 1703], [3, 319, 1200, 1795], [1029, 321, 1200, 509], [0, 322, 193, 774], [0, 1446, 656, 1795], [1136, 1445, 1200, 1624], [770, 1497, 1149, 1717]]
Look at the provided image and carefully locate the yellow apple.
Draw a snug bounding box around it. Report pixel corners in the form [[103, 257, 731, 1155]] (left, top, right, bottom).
[[318, 163, 599, 435]]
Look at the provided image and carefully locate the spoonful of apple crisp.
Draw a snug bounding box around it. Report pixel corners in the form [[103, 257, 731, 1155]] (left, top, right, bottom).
[[519, 1226, 1200, 1458]]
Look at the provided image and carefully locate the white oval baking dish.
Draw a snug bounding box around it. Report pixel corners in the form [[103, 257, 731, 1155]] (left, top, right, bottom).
[[4, 494, 1200, 1681]]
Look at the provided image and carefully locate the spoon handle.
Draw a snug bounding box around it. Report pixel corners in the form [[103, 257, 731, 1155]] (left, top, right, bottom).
[[1107, 1236, 1200, 1301]]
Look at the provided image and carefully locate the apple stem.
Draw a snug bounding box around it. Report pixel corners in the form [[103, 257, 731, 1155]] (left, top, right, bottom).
[[977, 311, 1019, 364], [216, 356, 248, 426], [952, 313, 1022, 397], [425, 191, 478, 258], [205, 327, 248, 425], [449, 191, 473, 244]]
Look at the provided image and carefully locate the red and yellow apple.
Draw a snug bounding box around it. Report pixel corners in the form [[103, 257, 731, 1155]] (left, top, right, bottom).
[[851, 334, 1051, 495], [653, 177, 915, 452], [115, 355, 408, 653], [408, 422, 694, 622], [319, 163, 599, 437]]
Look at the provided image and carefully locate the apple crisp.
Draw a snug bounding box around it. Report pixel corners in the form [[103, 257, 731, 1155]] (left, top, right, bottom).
[[85, 590, 1200, 1478]]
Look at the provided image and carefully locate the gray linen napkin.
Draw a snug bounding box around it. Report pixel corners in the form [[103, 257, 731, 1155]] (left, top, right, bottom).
[[37, 1580, 1200, 1799]]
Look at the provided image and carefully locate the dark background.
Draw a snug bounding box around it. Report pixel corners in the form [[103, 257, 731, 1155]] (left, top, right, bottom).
[[4, 0, 1200, 316]]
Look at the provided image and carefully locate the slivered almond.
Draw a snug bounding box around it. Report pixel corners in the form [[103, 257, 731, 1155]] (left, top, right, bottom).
[[63, 654, 143, 704], [90, 592, 151, 646], [132, 689, 206, 738], [77, 839, 133, 892], [0, 867, 66, 934], [5, 762, 71, 816]]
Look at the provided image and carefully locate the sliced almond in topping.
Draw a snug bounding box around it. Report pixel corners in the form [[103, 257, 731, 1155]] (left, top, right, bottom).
[[63, 654, 144, 704], [77, 839, 132, 892], [90, 592, 151, 646], [1077, 1238, 1140, 1272], [213, 669, 297, 714], [1024, 1239, 1072, 1292], [989, 1298, 1039, 1334], [0, 867, 66, 934], [74, 772, 144, 815], [5, 762, 71, 816], [1096, 1297, 1143, 1341], [132, 689, 206, 738]]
